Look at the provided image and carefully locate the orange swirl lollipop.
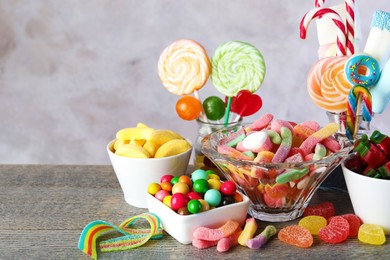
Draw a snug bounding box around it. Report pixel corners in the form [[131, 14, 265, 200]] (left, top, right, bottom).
[[307, 56, 353, 112], [158, 39, 211, 95]]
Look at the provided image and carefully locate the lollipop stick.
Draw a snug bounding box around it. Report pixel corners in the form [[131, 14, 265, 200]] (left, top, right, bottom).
[[194, 90, 208, 122], [233, 103, 248, 122], [224, 97, 232, 126], [353, 93, 362, 139]]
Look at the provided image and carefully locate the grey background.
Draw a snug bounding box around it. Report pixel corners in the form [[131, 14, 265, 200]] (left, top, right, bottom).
[[0, 0, 389, 164]]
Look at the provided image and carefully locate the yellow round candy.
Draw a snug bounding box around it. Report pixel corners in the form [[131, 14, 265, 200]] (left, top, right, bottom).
[[198, 199, 210, 212], [172, 182, 190, 195], [207, 179, 221, 190], [207, 173, 220, 181], [147, 183, 161, 195], [163, 195, 172, 208]]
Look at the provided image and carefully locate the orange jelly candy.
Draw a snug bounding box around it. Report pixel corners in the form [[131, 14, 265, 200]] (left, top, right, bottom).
[[278, 225, 313, 248]]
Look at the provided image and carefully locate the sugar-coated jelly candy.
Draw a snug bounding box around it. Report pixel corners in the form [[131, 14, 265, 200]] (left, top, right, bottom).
[[358, 224, 386, 245], [318, 216, 349, 244], [304, 201, 335, 220], [298, 216, 327, 235], [340, 214, 361, 237], [278, 225, 313, 248]]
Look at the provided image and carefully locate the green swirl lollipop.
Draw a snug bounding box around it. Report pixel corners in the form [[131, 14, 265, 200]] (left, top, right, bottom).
[[210, 41, 266, 97]]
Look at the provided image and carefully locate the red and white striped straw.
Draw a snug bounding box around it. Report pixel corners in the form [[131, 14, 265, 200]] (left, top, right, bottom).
[[345, 0, 355, 55], [300, 7, 347, 56], [315, 0, 325, 7]]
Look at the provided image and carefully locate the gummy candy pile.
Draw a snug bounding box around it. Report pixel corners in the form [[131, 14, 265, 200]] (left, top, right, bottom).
[[202, 113, 351, 216], [345, 130, 390, 179], [147, 169, 243, 215]]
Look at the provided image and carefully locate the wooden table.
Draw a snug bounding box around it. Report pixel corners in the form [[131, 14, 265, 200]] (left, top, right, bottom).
[[0, 164, 388, 259]]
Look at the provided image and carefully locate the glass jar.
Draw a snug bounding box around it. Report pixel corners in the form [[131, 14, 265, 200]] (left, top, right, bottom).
[[326, 111, 372, 140], [194, 118, 242, 175]]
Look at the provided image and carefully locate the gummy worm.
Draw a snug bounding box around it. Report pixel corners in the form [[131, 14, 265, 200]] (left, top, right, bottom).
[[193, 220, 240, 241], [272, 127, 292, 163], [246, 225, 277, 249]]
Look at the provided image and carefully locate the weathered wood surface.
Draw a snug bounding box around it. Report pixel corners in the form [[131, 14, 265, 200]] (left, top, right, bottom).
[[0, 164, 388, 259]]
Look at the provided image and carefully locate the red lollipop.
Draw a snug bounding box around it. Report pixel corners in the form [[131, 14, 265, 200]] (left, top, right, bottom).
[[229, 90, 262, 116]]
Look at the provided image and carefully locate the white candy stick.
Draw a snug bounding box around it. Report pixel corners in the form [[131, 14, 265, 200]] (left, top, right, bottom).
[[364, 10, 390, 70]]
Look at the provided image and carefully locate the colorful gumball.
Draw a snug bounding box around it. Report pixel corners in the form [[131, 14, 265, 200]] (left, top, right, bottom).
[[193, 179, 209, 194], [175, 95, 203, 121], [170, 193, 189, 211], [220, 181, 237, 196], [187, 199, 202, 214], [202, 96, 226, 120]]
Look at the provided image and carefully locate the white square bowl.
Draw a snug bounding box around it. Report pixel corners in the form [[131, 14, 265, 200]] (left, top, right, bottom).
[[145, 191, 250, 244]]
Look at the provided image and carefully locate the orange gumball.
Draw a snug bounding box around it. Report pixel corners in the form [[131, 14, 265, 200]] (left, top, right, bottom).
[[176, 95, 202, 121]]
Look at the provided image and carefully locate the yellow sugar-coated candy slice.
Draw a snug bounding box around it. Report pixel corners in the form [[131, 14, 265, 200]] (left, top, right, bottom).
[[113, 139, 130, 151], [299, 216, 327, 235], [130, 139, 146, 147], [116, 127, 154, 141], [154, 139, 191, 158], [148, 129, 184, 146], [143, 141, 159, 158], [115, 144, 150, 158], [136, 122, 150, 128], [358, 224, 386, 245]]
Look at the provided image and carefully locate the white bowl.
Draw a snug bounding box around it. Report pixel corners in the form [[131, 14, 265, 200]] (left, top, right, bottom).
[[107, 139, 192, 208], [342, 163, 390, 235], [145, 191, 250, 244]]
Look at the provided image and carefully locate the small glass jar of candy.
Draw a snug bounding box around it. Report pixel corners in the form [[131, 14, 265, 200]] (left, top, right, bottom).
[[194, 117, 242, 176]]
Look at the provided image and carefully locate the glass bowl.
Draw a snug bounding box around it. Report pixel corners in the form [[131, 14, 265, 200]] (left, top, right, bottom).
[[201, 124, 353, 222]]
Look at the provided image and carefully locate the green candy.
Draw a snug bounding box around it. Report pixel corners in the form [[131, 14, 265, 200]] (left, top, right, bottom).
[[276, 168, 309, 184], [202, 96, 226, 120], [210, 41, 266, 97]]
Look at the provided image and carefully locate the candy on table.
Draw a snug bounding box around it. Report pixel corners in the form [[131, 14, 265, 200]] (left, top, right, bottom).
[[363, 10, 390, 71], [298, 216, 327, 235], [237, 217, 258, 246], [216, 227, 242, 252], [78, 213, 162, 259], [278, 225, 314, 248], [340, 214, 361, 237], [303, 201, 335, 220], [192, 220, 240, 241], [358, 223, 386, 245], [246, 225, 277, 250], [113, 124, 191, 158], [210, 41, 265, 124], [318, 216, 350, 244]]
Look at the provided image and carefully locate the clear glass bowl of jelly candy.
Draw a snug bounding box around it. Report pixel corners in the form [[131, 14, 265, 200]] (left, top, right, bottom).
[[201, 124, 353, 222]]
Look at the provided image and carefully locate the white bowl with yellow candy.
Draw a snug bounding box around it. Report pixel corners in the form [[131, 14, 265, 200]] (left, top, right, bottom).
[[107, 123, 192, 208]]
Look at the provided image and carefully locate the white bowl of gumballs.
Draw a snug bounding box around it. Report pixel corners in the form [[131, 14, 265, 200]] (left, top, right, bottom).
[[342, 130, 390, 235], [107, 123, 192, 208], [145, 169, 250, 244], [201, 113, 353, 222]]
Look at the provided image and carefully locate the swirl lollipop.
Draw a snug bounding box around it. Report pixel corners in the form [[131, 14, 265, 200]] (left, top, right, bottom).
[[210, 41, 266, 124], [158, 39, 211, 96]]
